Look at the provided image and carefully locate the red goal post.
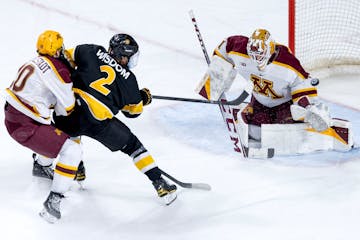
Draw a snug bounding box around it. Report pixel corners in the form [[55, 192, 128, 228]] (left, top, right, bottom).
[[288, 0, 360, 77]]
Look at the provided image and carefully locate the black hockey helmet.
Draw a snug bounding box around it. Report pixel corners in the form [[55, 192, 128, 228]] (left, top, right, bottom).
[[108, 33, 139, 59]]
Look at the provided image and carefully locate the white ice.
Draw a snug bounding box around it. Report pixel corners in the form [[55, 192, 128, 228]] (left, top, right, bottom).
[[0, 0, 360, 239]]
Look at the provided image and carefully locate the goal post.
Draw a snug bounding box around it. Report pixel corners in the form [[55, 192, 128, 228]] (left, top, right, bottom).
[[288, 0, 360, 77]]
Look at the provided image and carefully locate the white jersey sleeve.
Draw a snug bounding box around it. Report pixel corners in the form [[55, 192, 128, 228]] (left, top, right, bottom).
[[41, 57, 75, 116], [290, 76, 319, 105], [5, 56, 75, 124]]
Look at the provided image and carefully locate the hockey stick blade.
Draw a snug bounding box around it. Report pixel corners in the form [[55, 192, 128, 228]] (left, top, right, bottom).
[[159, 169, 211, 191]]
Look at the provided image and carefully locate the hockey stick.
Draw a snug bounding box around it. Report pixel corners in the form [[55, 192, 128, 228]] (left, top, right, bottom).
[[189, 10, 274, 159], [189, 10, 248, 158], [159, 168, 211, 191], [153, 94, 248, 106]]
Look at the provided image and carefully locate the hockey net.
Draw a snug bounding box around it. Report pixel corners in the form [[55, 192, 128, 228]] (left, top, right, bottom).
[[288, 0, 360, 78]]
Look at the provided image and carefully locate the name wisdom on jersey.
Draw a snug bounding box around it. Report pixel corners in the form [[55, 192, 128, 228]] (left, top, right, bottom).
[[96, 49, 130, 79]]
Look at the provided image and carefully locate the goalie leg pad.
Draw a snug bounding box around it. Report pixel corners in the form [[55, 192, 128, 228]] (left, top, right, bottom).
[[249, 124, 261, 141], [330, 118, 354, 151], [261, 121, 353, 155], [235, 104, 274, 158], [235, 103, 249, 147]]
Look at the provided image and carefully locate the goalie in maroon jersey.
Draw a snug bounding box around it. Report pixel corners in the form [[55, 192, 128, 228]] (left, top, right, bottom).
[[199, 28, 353, 154]]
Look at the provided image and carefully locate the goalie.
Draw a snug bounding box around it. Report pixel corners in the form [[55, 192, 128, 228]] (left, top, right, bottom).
[[200, 28, 354, 155]]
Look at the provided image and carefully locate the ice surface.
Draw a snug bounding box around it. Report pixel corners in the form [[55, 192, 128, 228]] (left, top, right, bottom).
[[0, 1, 359, 239]]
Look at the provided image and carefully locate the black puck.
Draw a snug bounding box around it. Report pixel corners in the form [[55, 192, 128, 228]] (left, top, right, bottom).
[[311, 78, 319, 86]]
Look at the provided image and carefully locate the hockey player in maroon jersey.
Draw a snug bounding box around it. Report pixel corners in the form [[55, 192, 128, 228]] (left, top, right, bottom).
[[53, 33, 177, 205], [199, 29, 353, 154], [4, 30, 84, 223]]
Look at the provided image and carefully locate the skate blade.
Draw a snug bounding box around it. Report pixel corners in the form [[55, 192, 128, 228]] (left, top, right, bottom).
[[39, 208, 59, 224], [32, 174, 53, 180], [163, 192, 177, 206]]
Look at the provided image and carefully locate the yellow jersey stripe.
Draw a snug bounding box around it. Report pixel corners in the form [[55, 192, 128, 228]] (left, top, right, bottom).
[[73, 88, 114, 120], [5, 88, 50, 120], [42, 57, 67, 84], [272, 61, 306, 79], [228, 51, 250, 59], [291, 87, 316, 96]]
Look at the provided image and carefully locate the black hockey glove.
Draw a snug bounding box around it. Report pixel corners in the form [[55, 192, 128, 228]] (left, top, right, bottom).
[[140, 88, 152, 106]]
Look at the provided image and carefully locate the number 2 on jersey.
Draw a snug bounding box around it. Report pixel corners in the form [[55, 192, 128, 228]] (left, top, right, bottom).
[[90, 65, 116, 95]]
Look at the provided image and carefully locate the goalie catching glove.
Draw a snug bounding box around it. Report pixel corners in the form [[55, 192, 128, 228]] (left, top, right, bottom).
[[140, 88, 152, 106], [304, 103, 331, 132], [290, 96, 331, 132]]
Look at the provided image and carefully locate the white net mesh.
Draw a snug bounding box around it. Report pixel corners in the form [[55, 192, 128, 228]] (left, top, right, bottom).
[[294, 0, 360, 77]]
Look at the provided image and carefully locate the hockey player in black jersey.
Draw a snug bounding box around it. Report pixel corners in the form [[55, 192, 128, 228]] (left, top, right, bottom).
[[53, 34, 177, 205]]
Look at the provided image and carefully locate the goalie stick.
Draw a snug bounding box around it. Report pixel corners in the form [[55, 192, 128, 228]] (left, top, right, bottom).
[[159, 168, 211, 191], [189, 10, 248, 158], [189, 10, 274, 159], [153, 93, 249, 105]]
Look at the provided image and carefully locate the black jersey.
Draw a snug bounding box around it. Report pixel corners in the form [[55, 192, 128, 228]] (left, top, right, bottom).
[[72, 44, 143, 120]]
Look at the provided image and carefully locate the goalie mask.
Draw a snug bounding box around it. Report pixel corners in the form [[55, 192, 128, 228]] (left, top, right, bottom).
[[246, 29, 275, 71], [108, 33, 139, 68]]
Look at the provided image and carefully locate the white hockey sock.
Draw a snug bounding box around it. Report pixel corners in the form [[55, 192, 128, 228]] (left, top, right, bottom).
[[37, 155, 54, 167]]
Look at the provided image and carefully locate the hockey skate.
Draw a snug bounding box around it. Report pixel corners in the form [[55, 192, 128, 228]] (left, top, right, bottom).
[[152, 177, 177, 205], [39, 191, 64, 223], [32, 153, 54, 180]]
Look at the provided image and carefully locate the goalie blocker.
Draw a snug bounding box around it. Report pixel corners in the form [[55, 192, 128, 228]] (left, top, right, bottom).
[[196, 55, 237, 101], [234, 103, 354, 155]]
